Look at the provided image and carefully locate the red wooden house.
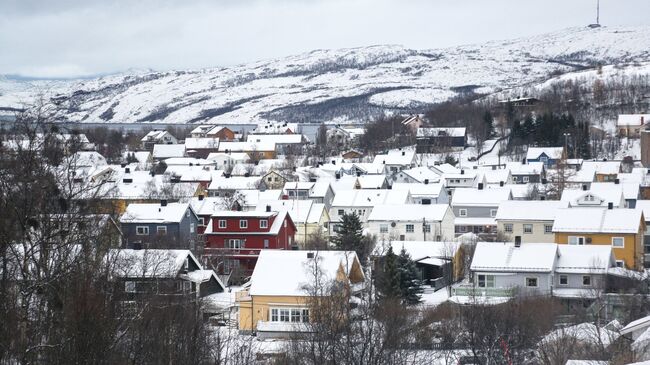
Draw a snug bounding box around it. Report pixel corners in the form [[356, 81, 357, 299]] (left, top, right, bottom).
[[203, 207, 297, 276]]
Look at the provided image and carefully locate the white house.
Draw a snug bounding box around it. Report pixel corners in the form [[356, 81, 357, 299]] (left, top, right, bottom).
[[366, 204, 455, 241], [329, 189, 411, 226], [495, 200, 569, 243]]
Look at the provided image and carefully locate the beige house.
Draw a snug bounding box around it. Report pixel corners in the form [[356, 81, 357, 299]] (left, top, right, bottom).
[[256, 199, 331, 246], [495, 200, 569, 243]]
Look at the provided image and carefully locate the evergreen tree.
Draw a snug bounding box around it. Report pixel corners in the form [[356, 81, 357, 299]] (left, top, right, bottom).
[[376, 246, 401, 300], [397, 248, 423, 305], [482, 111, 494, 138], [330, 212, 367, 263]]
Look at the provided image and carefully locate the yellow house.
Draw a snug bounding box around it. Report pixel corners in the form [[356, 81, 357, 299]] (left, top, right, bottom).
[[237, 250, 365, 337], [552, 208, 646, 270]]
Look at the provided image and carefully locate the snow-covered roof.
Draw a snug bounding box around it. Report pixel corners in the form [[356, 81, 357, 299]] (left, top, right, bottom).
[[190, 124, 213, 135], [120, 202, 191, 224], [189, 196, 230, 216], [555, 245, 614, 274], [248, 250, 363, 297], [218, 141, 276, 152], [552, 208, 643, 234], [391, 182, 445, 197], [207, 175, 261, 190], [416, 127, 466, 137], [152, 144, 185, 159], [505, 161, 545, 175], [561, 183, 625, 207], [356, 174, 386, 189], [206, 152, 250, 162], [68, 151, 108, 167], [451, 187, 511, 207], [164, 157, 215, 166], [635, 200, 650, 222], [238, 189, 283, 207], [108, 249, 199, 278], [541, 323, 619, 348], [367, 204, 450, 222], [331, 189, 410, 207], [255, 199, 325, 224], [142, 130, 172, 142], [617, 114, 650, 126], [476, 168, 511, 184], [246, 133, 305, 144], [455, 217, 496, 226], [471, 242, 557, 272], [397, 166, 442, 183], [526, 147, 563, 160], [211, 210, 276, 218], [372, 147, 416, 166], [184, 137, 220, 149], [622, 315, 650, 336], [581, 160, 621, 175], [495, 200, 569, 221], [372, 240, 459, 262]]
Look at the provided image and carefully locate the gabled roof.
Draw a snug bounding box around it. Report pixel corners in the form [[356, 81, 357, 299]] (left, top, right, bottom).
[[237, 189, 283, 207], [617, 114, 650, 126], [256, 199, 325, 224], [391, 182, 445, 197], [120, 202, 192, 224], [108, 249, 199, 278], [142, 130, 173, 142], [397, 166, 442, 183], [451, 187, 511, 207], [184, 137, 220, 149], [189, 196, 230, 216], [552, 208, 643, 234], [416, 127, 466, 137], [495, 200, 568, 221], [526, 147, 563, 160], [207, 175, 261, 190], [367, 204, 450, 222], [152, 144, 185, 158], [505, 161, 545, 175], [331, 189, 410, 207], [471, 242, 557, 272], [561, 183, 625, 207], [372, 147, 416, 166], [581, 160, 621, 175], [249, 250, 363, 297], [356, 174, 387, 189], [621, 315, 650, 336], [555, 245, 614, 274]]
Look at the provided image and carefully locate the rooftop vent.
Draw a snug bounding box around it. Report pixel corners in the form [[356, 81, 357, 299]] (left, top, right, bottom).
[[499, 181, 504, 187], [160, 199, 168, 207], [582, 184, 588, 191], [608, 202, 613, 210], [424, 179, 429, 185], [198, 194, 205, 201], [125, 167, 130, 173], [478, 183, 484, 190], [266, 205, 271, 212]]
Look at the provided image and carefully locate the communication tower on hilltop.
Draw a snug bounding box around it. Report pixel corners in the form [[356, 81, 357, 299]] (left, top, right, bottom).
[[588, 0, 601, 28]]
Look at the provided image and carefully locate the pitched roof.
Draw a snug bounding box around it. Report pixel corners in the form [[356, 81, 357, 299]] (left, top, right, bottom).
[[495, 200, 569, 221], [108, 249, 199, 278], [552, 208, 643, 234], [152, 144, 185, 158], [471, 242, 557, 272], [617, 114, 650, 126], [356, 174, 387, 189], [526, 147, 563, 160], [367, 204, 450, 222], [331, 189, 410, 207], [120, 202, 191, 224], [561, 183, 625, 207], [416, 127, 466, 137], [372, 147, 416, 166], [184, 137, 220, 149], [391, 182, 445, 197], [451, 187, 511, 207], [249, 250, 363, 297], [555, 245, 614, 274]]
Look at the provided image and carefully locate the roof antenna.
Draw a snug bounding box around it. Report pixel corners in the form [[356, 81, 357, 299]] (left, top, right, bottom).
[[588, 0, 601, 28]]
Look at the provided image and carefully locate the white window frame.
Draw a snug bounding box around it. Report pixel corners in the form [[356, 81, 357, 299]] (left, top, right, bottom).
[[379, 224, 388, 233], [218, 219, 227, 229], [405, 224, 414, 233], [156, 226, 167, 235], [522, 176, 529, 183], [504, 223, 513, 233], [227, 239, 243, 249], [559, 275, 568, 286], [260, 219, 268, 229], [525, 277, 538, 288], [523, 224, 533, 234], [136, 226, 149, 235], [582, 275, 592, 287], [544, 224, 553, 234], [263, 239, 270, 248], [615, 260, 625, 268], [568, 236, 585, 245], [269, 307, 309, 323], [477, 274, 495, 288], [458, 209, 467, 217], [239, 219, 248, 229], [612, 237, 624, 248], [423, 224, 431, 233], [490, 209, 497, 217]]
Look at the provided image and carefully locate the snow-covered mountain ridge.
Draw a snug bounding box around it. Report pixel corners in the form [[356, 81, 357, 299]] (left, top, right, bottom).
[[2, 26, 650, 125]]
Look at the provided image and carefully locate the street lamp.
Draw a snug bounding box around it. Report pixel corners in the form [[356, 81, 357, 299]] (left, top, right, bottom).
[[563, 132, 571, 158]]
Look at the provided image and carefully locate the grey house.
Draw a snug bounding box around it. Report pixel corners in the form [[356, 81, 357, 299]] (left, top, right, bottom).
[[120, 201, 201, 253], [450, 186, 512, 238]]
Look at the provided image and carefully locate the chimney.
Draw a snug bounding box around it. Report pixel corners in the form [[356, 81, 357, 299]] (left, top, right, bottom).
[[356, 171, 362, 177], [608, 202, 614, 210], [492, 165, 496, 170], [335, 172, 341, 180], [282, 194, 289, 200], [120, 163, 127, 168], [499, 181, 504, 187], [582, 184, 588, 191], [541, 178, 547, 184], [244, 172, 250, 177], [461, 169, 465, 175], [307, 252, 314, 259], [160, 199, 168, 207], [614, 178, 620, 184], [478, 183, 484, 190], [266, 205, 271, 212], [125, 167, 130, 173], [424, 179, 429, 185], [514, 236, 522, 248], [643, 116, 645, 124], [331, 160, 336, 165], [198, 194, 205, 201], [309, 177, 316, 182], [402, 151, 405, 156]]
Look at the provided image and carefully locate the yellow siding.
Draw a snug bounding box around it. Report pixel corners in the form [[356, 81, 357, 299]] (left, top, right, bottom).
[[554, 232, 643, 270], [238, 295, 309, 331]]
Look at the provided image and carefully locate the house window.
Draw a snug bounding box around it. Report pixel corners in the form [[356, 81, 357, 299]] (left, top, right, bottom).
[[183, 281, 192, 293], [544, 224, 553, 234], [270, 308, 309, 323], [156, 226, 167, 235], [582, 275, 592, 286], [477, 274, 495, 288], [379, 224, 388, 233], [526, 277, 538, 287], [612, 237, 624, 248], [218, 220, 226, 229], [615, 260, 625, 268], [338, 209, 344, 216], [423, 224, 431, 233], [559, 275, 568, 286], [459, 226, 467, 233], [264, 239, 269, 248], [523, 224, 533, 234], [124, 281, 136, 293], [568, 236, 585, 245], [406, 224, 414, 233], [227, 239, 243, 249], [490, 209, 497, 217], [260, 219, 268, 229], [459, 209, 467, 217], [186, 211, 190, 218], [522, 176, 529, 183], [136, 226, 149, 235], [239, 219, 248, 229], [190, 223, 195, 233], [504, 224, 513, 233]]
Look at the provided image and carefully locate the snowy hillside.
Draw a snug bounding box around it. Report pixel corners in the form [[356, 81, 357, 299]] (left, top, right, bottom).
[[2, 26, 650, 125]]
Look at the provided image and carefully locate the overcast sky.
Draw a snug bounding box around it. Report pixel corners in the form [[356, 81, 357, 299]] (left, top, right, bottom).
[[1, 0, 648, 78]]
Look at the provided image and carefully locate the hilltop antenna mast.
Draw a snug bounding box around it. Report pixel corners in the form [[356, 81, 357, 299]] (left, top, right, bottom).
[[588, 0, 601, 28]]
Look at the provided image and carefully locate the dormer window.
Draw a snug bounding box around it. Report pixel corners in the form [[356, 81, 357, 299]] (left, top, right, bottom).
[[260, 219, 268, 229]]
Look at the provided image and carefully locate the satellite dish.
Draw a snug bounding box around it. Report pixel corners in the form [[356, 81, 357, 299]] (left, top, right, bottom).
[[390, 222, 396, 228]]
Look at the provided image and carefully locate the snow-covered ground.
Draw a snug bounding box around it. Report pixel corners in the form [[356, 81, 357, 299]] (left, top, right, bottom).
[[3, 26, 650, 125]]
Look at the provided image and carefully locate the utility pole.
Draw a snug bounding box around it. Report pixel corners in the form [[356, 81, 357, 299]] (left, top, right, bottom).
[[422, 217, 427, 241], [596, 0, 600, 25]]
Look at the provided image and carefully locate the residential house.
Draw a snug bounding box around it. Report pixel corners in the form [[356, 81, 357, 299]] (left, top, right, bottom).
[[255, 199, 330, 246], [391, 182, 450, 205], [477, 167, 512, 187], [141, 130, 178, 150], [246, 134, 306, 155], [282, 181, 335, 209], [237, 250, 364, 337], [206, 152, 249, 170], [372, 147, 417, 174], [442, 170, 479, 192], [152, 144, 186, 161], [329, 189, 411, 226], [109, 248, 225, 301], [632, 200, 650, 267], [451, 186, 512, 238], [206, 126, 237, 141], [218, 141, 276, 159], [401, 114, 425, 134], [552, 207, 646, 270], [561, 183, 626, 208], [366, 204, 455, 241], [341, 150, 363, 162], [203, 209, 297, 276], [207, 175, 263, 197], [390, 166, 442, 184], [506, 161, 545, 184], [251, 121, 298, 134], [526, 147, 564, 167], [119, 201, 201, 252], [184, 138, 220, 159], [189, 195, 230, 234], [617, 114, 650, 138], [236, 189, 283, 211], [355, 174, 388, 189], [416, 127, 467, 152], [262, 169, 289, 190], [582, 160, 621, 182], [190, 125, 215, 138], [495, 200, 569, 243]]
